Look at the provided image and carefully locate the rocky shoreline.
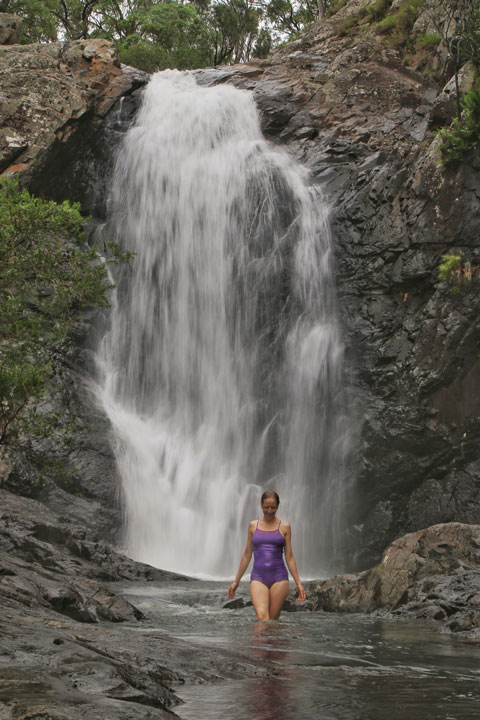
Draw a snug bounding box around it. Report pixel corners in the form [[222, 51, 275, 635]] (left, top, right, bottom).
[[2, 485, 479, 719], [0, 488, 274, 719]]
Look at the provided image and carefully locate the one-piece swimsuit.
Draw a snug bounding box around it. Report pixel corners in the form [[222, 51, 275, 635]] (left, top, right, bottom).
[[250, 520, 289, 588]]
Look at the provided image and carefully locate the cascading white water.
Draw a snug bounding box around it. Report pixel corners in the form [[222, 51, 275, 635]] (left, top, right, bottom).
[[95, 70, 353, 578]]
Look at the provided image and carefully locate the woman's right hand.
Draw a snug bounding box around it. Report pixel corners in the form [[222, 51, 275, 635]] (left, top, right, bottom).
[[227, 581, 238, 599], [296, 582, 306, 602]]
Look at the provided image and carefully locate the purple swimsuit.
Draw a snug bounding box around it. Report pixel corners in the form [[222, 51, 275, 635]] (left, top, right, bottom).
[[250, 521, 289, 588]]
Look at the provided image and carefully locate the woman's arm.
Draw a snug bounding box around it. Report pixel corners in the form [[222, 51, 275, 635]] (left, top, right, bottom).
[[227, 522, 255, 598], [283, 523, 306, 602]]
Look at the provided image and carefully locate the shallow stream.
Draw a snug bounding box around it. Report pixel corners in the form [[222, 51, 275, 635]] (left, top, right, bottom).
[[114, 580, 480, 720]]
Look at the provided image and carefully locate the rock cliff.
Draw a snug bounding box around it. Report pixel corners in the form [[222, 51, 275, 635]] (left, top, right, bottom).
[[0, 37, 147, 540], [1, 1, 479, 569]]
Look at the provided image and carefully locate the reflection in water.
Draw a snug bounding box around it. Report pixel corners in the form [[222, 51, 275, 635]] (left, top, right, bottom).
[[251, 621, 293, 663], [247, 675, 288, 720], [248, 624, 292, 720]]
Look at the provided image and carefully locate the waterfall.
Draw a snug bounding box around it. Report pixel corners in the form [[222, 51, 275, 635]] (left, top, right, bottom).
[[95, 70, 353, 578]]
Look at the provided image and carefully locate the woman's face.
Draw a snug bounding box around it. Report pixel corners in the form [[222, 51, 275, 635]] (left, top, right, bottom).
[[261, 498, 278, 520]]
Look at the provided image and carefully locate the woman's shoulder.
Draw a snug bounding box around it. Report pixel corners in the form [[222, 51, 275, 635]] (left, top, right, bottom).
[[248, 519, 257, 531], [279, 520, 291, 532]]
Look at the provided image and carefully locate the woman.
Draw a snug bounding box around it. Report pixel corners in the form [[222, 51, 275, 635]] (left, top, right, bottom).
[[227, 490, 306, 620]]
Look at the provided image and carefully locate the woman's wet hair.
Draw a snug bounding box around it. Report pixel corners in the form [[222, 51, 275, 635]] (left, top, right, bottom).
[[261, 490, 280, 506]]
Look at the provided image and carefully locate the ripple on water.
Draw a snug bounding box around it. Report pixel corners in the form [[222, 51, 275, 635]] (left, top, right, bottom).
[[111, 581, 480, 720]]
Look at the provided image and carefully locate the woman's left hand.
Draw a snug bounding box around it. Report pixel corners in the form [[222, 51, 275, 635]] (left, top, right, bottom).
[[296, 583, 306, 602]]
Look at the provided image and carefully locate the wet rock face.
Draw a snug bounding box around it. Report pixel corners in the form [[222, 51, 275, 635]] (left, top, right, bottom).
[[308, 522, 480, 639], [0, 39, 149, 541], [0, 489, 190, 584]]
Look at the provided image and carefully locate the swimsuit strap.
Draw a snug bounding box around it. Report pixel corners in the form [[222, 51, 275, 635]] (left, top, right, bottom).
[[256, 519, 282, 531]]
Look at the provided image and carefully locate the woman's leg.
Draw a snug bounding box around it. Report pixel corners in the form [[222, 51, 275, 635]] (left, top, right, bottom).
[[250, 580, 271, 621], [268, 580, 290, 620]]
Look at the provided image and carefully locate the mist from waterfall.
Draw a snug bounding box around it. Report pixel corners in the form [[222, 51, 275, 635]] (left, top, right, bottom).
[[95, 70, 353, 578]]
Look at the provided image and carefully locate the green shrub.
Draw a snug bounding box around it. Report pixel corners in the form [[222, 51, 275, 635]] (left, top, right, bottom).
[[327, 0, 350, 17], [0, 179, 131, 452], [374, 0, 425, 44], [375, 13, 397, 33], [438, 251, 473, 292], [395, 0, 424, 33], [364, 0, 392, 22], [337, 14, 359, 35], [438, 251, 463, 282], [337, 0, 395, 36], [439, 80, 480, 165], [415, 32, 441, 50], [117, 40, 170, 74]]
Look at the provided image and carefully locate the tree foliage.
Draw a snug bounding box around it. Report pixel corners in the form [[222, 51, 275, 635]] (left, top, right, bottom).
[[114, 3, 213, 71], [265, 0, 318, 36], [0, 180, 129, 452], [439, 79, 480, 163], [210, 0, 261, 64], [438, 250, 473, 293], [5, 0, 328, 69]]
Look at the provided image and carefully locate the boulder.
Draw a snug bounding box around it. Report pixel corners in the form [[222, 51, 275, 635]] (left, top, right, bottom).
[[0, 13, 22, 45], [309, 522, 480, 637], [223, 597, 249, 610], [0, 39, 147, 186]]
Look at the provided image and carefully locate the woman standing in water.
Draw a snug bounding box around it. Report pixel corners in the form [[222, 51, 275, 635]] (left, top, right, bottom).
[[228, 490, 306, 620]]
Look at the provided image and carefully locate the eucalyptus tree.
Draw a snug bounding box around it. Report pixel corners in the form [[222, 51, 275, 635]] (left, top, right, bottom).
[[427, 0, 480, 115], [263, 0, 319, 35], [209, 0, 262, 64], [1, 0, 331, 69], [94, 0, 269, 68], [111, 1, 213, 71]]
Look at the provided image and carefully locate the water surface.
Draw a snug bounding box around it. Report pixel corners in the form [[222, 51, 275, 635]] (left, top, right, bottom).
[[115, 580, 480, 720]]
